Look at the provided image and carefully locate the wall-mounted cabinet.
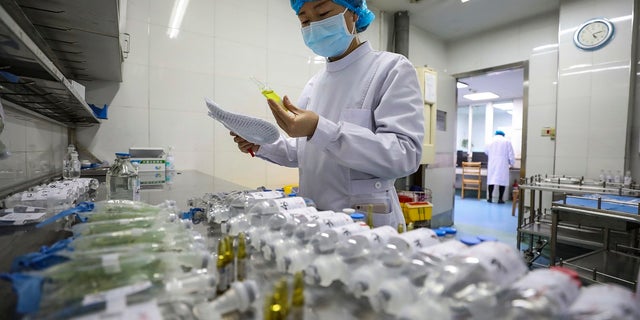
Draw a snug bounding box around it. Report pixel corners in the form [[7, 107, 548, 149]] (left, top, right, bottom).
[[0, 0, 123, 126]]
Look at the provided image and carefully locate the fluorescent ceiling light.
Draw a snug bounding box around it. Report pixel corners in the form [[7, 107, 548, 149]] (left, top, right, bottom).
[[533, 44, 558, 51], [461, 0, 471, 2], [456, 82, 468, 89], [167, 0, 190, 39], [493, 102, 513, 110], [463, 92, 499, 101]]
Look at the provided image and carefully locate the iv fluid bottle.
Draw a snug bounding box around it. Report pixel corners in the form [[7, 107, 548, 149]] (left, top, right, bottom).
[[106, 153, 140, 201], [488, 268, 581, 320], [624, 170, 632, 186], [165, 146, 175, 171], [309, 226, 398, 287], [567, 284, 640, 319], [614, 170, 622, 183], [69, 151, 81, 179], [62, 144, 75, 179], [417, 241, 528, 319]]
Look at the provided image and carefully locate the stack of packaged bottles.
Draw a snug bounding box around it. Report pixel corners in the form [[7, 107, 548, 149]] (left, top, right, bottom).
[[3, 188, 640, 319], [2, 200, 217, 319]]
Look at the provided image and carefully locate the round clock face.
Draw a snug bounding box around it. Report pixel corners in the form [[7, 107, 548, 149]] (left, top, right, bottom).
[[574, 18, 614, 50]]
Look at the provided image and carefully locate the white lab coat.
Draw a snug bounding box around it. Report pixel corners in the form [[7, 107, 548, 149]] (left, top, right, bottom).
[[257, 42, 424, 228], [485, 135, 515, 186]]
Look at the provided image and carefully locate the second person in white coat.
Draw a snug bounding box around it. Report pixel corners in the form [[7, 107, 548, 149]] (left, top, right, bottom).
[[231, 0, 424, 228], [485, 130, 515, 203]]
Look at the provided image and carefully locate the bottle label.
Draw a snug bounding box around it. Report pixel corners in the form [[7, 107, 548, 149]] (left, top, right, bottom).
[[334, 223, 371, 239], [101, 253, 122, 274], [512, 269, 580, 310], [353, 226, 398, 247], [569, 284, 639, 317], [391, 228, 440, 250], [319, 214, 354, 229], [82, 281, 152, 307], [273, 197, 308, 212], [463, 242, 528, 287], [419, 240, 467, 260], [247, 191, 284, 199]]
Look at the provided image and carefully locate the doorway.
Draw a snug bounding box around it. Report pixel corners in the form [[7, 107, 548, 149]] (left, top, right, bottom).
[[452, 63, 527, 245]]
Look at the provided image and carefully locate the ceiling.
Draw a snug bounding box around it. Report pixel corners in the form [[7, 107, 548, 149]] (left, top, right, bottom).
[[456, 67, 524, 107], [368, 0, 560, 41]]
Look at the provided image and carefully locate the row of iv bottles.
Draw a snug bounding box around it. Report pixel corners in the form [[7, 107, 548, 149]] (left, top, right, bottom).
[[62, 144, 81, 179], [599, 169, 632, 185]]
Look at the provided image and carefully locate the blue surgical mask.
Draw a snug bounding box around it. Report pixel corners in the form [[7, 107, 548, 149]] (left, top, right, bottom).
[[301, 9, 355, 58]]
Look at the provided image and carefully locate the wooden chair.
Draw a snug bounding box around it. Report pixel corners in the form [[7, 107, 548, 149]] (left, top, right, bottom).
[[461, 162, 482, 199]]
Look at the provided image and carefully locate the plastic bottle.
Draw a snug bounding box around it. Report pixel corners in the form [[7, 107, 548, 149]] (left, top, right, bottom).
[[106, 153, 140, 201], [347, 228, 439, 301], [62, 144, 75, 180], [487, 268, 581, 320], [415, 241, 528, 319], [165, 146, 175, 171], [224, 197, 308, 236], [277, 217, 358, 274], [614, 170, 622, 184], [567, 284, 640, 319], [606, 170, 613, 183], [69, 151, 81, 179], [624, 170, 632, 187], [405, 240, 468, 287], [193, 280, 259, 319], [599, 169, 605, 182], [303, 222, 371, 286]]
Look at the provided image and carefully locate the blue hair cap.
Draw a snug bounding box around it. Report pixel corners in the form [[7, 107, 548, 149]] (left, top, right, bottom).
[[495, 130, 505, 136], [290, 0, 375, 33]]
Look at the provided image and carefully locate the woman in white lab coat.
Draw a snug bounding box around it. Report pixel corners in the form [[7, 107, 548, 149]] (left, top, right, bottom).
[[485, 130, 515, 203], [231, 0, 424, 228]]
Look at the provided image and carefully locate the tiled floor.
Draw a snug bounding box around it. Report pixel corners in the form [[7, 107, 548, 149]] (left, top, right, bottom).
[[452, 192, 519, 248]]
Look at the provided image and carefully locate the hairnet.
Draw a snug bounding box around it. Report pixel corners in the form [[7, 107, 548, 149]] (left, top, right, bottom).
[[290, 0, 375, 33], [495, 130, 505, 136]]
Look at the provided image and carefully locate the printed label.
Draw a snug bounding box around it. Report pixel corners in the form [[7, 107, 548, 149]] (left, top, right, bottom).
[[101, 253, 121, 274], [273, 197, 308, 212], [247, 191, 284, 199], [0, 212, 46, 225], [463, 242, 527, 287], [420, 240, 467, 260], [352, 226, 398, 246], [82, 281, 152, 306], [512, 269, 580, 309]]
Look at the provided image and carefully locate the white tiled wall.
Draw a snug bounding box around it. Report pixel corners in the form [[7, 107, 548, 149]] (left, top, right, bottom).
[[555, 0, 634, 179], [0, 104, 68, 189], [409, 25, 456, 219], [447, 13, 560, 75], [78, 0, 388, 189], [526, 48, 558, 176]]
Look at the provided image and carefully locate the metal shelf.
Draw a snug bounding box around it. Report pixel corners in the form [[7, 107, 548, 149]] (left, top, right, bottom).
[[562, 249, 640, 289], [519, 221, 604, 249], [0, 0, 119, 125]]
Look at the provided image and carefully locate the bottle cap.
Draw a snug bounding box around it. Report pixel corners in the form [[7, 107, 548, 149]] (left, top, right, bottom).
[[435, 229, 447, 237], [442, 227, 457, 235], [350, 213, 365, 221], [115, 152, 130, 157], [477, 235, 498, 242], [460, 236, 481, 246]]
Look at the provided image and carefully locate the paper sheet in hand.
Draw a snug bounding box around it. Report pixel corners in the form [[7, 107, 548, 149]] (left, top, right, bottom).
[[205, 98, 279, 145]]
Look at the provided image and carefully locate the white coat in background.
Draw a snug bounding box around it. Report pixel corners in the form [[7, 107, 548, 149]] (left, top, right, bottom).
[[485, 135, 515, 186], [257, 42, 424, 228]]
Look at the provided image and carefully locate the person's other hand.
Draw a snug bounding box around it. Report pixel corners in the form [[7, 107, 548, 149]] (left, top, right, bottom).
[[230, 132, 260, 155], [268, 96, 319, 138]]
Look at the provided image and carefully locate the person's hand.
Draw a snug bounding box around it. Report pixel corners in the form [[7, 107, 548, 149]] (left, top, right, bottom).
[[230, 132, 260, 156], [268, 96, 319, 138]]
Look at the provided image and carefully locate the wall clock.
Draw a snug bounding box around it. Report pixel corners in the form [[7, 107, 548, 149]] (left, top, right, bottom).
[[573, 18, 614, 50]]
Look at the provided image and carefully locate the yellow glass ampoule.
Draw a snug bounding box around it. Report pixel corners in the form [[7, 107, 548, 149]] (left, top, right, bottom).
[[216, 238, 228, 294], [275, 278, 289, 317], [251, 77, 286, 110], [236, 233, 247, 281], [224, 236, 234, 286], [290, 272, 305, 320]]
